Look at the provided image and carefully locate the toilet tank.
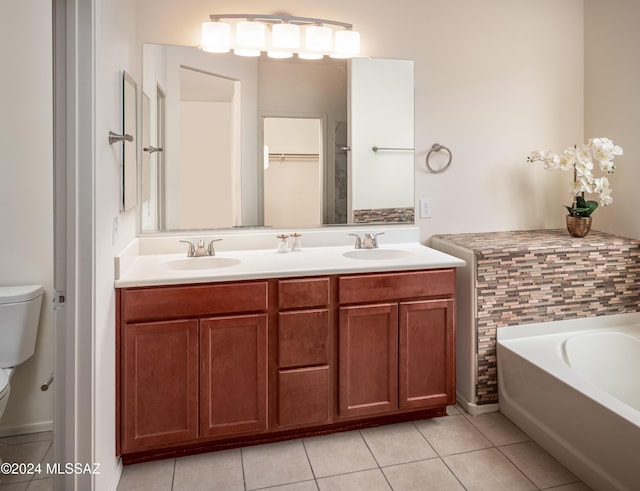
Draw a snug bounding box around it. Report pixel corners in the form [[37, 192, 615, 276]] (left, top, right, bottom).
[[0, 285, 44, 368]]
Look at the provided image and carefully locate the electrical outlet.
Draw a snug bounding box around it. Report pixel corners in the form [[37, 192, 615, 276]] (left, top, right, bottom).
[[419, 198, 433, 218]]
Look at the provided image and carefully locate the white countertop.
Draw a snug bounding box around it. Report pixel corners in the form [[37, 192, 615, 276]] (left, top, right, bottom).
[[115, 239, 466, 288]]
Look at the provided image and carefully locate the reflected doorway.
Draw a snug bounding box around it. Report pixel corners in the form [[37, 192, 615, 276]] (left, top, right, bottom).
[[263, 117, 323, 227]]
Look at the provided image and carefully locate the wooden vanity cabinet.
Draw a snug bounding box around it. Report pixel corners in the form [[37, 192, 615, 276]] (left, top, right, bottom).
[[338, 270, 455, 419], [117, 281, 269, 455], [117, 268, 455, 462]]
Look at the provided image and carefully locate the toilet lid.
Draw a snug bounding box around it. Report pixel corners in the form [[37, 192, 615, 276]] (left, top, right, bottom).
[[0, 285, 43, 305], [0, 370, 8, 398]]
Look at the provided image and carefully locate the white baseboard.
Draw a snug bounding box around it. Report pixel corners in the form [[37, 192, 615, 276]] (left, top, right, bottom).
[[0, 420, 53, 437], [456, 392, 500, 415]]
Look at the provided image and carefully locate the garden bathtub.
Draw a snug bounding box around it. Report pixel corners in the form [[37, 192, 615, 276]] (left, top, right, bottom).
[[497, 312, 640, 491]]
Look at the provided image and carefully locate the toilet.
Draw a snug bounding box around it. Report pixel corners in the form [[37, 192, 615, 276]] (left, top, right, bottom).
[[0, 285, 43, 423]]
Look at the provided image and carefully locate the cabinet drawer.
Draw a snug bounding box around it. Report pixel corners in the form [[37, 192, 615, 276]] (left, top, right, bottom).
[[122, 281, 268, 322], [339, 269, 454, 305], [278, 310, 330, 368], [278, 366, 331, 427], [278, 277, 330, 310]]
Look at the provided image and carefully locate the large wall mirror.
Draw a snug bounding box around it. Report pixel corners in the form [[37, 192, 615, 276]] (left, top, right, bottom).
[[141, 44, 414, 233]]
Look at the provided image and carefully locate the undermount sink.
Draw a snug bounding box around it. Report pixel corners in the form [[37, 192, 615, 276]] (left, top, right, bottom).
[[342, 249, 415, 260], [163, 256, 241, 271]]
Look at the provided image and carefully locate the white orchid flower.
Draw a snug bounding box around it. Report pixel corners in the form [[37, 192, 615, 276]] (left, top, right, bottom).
[[527, 137, 622, 213]]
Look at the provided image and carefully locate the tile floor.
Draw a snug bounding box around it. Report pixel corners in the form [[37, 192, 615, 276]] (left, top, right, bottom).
[[116, 407, 592, 491], [0, 431, 54, 490]]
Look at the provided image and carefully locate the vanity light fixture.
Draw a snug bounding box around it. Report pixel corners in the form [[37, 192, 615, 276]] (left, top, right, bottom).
[[201, 14, 360, 60], [234, 20, 265, 57]]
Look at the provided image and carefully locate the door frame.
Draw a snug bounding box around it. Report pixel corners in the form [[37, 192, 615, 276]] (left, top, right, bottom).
[[53, 0, 95, 489]]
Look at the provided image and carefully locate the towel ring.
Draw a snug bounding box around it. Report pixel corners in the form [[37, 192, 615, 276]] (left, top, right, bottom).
[[426, 143, 452, 173]]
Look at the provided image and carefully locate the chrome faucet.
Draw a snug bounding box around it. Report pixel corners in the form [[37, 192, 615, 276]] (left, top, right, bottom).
[[362, 232, 384, 249], [349, 233, 363, 249], [180, 239, 222, 257], [349, 232, 384, 249], [207, 239, 222, 256]]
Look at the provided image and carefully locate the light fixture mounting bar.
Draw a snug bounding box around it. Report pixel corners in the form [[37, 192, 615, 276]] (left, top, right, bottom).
[[209, 13, 353, 30]]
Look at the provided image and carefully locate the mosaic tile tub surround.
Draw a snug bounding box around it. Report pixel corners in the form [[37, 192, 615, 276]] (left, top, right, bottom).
[[432, 230, 640, 405]]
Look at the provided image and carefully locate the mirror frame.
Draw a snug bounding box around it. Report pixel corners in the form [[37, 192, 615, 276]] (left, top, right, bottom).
[[121, 71, 138, 211]]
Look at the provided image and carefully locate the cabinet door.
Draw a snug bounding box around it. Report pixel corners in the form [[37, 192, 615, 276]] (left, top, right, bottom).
[[200, 314, 268, 438], [122, 320, 199, 452], [339, 303, 398, 418], [399, 299, 455, 409]]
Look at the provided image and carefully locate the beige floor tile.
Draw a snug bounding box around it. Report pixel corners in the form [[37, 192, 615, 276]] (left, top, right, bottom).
[[242, 440, 314, 490], [25, 478, 53, 491], [317, 469, 390, 491], [414, 415, 492, 456], [382, 459, 464, 491], [117, 459, 175, 491], [444, 448, 536, 491], [547, 483, 593, 491], [303, 431, 377, 478], [361, 422, 437, 466], [0, 441, 52, 484], [500, 441, 578, 489], [173, 449, 243, 491], [446, 405, 463, 416], [0, 482, 29, 491], [465, 411, 529, 446], [259, 481, 318, 491], [31, 445, 53, 481]]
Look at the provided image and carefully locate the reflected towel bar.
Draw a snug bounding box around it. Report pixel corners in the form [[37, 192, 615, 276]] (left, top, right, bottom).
[[269, 152, 319, 160], [372, 146, 414, 152]]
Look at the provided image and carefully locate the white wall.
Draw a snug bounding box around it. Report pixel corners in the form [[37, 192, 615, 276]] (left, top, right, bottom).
[[0, 0, 54, 435], [94, 0, 139, 488], [180, 101, 235, 228], [584, 0, 640, 239]]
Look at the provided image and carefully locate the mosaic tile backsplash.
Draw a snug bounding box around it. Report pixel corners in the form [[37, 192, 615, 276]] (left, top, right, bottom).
[[353, 207, 414, 223], [433, 229, 640, 404]]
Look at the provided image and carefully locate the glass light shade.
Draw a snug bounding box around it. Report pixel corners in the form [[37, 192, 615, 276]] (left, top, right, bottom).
[[332, 30, 360, 58], [236, 21, 265, 49], [201, 21, 231, 53], [305, 25, 333, 52], [272, 23, 300, 49], [267, 50, 294, 59], [298, 52, 324, 60], [234, 48, 261, 57]]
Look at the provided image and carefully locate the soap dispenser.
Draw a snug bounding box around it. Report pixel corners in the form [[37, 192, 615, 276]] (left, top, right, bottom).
[[277, 234, 290, 253]]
